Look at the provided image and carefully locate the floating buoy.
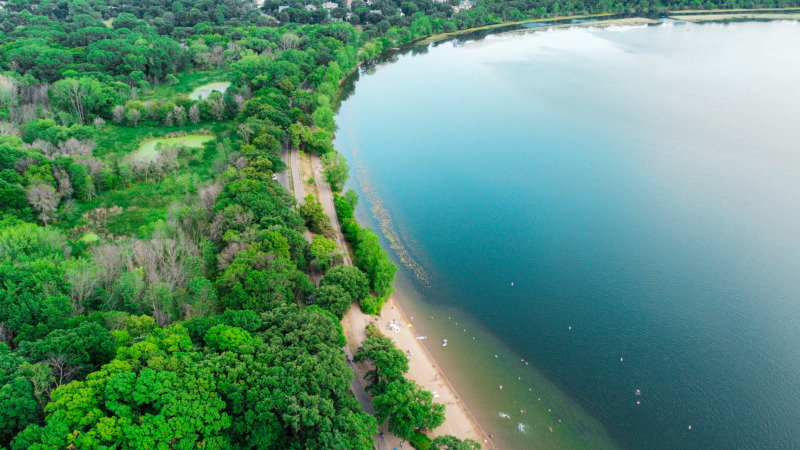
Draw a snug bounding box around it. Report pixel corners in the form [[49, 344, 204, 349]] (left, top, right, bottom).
[[637, 401, 641, 405], [568, 326, 571, 331], [688, 426, 692, 430], [620, 358, 624, 362], [495, 355, 498, 358], [511, 282, 514, 286]]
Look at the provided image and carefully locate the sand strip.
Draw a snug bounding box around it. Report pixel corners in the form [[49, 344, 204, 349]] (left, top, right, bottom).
[[344, 294, 493, 449]]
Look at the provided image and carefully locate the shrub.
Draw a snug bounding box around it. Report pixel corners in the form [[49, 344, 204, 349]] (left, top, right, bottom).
[[410, 432, 432, 450], [359, 295, 383, 315]]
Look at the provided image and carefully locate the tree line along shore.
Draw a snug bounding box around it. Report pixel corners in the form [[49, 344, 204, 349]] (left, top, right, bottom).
[[1, 0, 798, 448]]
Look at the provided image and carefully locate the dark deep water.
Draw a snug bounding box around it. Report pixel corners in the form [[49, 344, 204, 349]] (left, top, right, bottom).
[[335, 20, 800, 449]]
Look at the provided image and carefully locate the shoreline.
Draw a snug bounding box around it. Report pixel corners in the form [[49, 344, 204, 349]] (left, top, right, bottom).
[[341, 290, 493, 448], [389, 289, 495, 446]]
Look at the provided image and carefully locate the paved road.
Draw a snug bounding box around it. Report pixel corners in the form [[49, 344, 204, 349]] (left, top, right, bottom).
[[276, 147, 289, 191], [290, 148, 304, 204]]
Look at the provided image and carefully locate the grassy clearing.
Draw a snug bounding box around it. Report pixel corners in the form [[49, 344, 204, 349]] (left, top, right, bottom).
[[143, 71, 230, 100], [299, 151, 318, 198], [189, 82, 231, 100], [95, 122, 227, 159], [134, 135, 215, 162]]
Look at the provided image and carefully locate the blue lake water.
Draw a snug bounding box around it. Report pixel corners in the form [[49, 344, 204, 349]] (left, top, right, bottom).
[[335, 20, 800, 449]]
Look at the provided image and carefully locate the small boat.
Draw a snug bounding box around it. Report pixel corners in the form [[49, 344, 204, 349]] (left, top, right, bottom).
[[442, 339, 448, 347], [416, 336, 427, 340], [518, 423, 526, 432], [499, 412, 510, 419]]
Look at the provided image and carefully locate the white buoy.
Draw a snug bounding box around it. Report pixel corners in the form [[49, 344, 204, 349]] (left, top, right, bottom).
[[688, 426, 692, 430], [511, 282, 514, 286], [569, 326, 572, 331], [621, 358, 624, 362]]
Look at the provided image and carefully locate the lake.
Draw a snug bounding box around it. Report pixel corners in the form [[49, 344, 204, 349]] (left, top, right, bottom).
[[334, 19, 800, 449]]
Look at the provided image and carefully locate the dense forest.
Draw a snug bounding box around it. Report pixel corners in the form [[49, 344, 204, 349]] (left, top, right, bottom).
[[0, 0, 794, 447]]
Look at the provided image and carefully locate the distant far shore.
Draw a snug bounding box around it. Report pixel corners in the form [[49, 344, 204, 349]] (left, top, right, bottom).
[[669, 12, 800, 22], [415, 7, 800, 46]]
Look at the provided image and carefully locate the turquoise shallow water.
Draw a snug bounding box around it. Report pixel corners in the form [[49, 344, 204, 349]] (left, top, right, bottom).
[[335, 20, 800, 449]]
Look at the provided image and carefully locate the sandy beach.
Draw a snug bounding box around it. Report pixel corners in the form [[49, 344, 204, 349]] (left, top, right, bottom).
[[342, 295, 493, 449]]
